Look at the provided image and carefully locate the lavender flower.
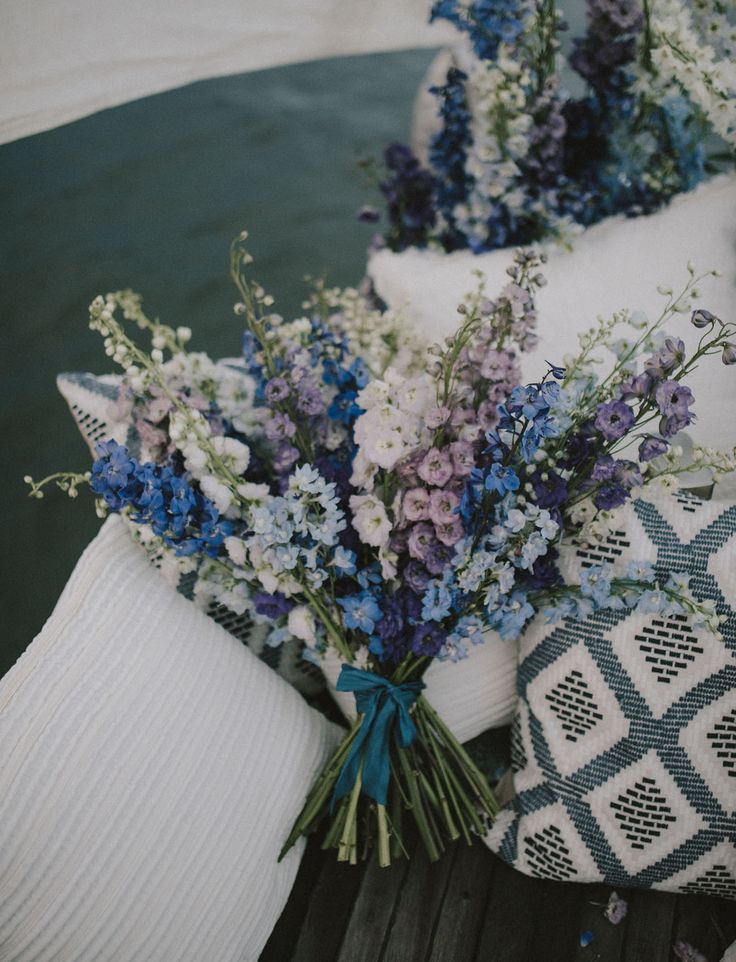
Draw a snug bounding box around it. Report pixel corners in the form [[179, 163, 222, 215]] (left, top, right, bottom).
[[604, 891, 628, 925], [595, 400, 635, 441], [265, 412, 296, 441], [296, 381, 327, 417], [403, 488, 430, 522], [428, 489, 461, 526], [638, 435, 668, 462], [691, 308, 717, 328], [418, 448, 454, 487], [404, 559, 431, 594], [264, 377, 290, 403]]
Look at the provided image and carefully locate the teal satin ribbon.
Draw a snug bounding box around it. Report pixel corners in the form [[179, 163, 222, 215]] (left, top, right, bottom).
[[331, 665, 425, 809]]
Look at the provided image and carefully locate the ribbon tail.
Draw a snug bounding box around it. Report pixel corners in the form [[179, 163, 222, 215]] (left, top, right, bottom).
[[360, 699, 396, 807], [330, 702, 377, 812]]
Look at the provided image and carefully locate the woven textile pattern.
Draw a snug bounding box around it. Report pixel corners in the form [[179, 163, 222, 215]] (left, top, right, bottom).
[[57, 372, 324, 696], [486, 493, 736, 898]]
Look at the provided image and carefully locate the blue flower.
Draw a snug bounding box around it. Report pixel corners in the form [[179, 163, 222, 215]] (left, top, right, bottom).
[[330, 546, 357, 576], [338, 591, 382, 634], [485, 463, 520, 495]]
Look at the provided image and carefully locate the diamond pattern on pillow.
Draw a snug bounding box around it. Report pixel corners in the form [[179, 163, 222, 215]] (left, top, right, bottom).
[[486, 493, 736, 897]]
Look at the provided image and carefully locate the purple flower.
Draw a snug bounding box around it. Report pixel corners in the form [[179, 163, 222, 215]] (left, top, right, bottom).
[[424, 540, 454, 575], [672, 941, 707, 962], [595, 400, 634, 441], [638, 435, 668, 462], [418, 447, 454, 487], [604, 891, 628, 925], [691, 308, 717, 328], [655, 380, 694, 418], [722, 342, 736, 365], [264, 377, 290, 403], [477, 400, 500, 431], [396, 450, 424, 486], [265, 412, 296, 441], [404, 559, 431, 594], [532, 470, 568, 509], [435, 519, 464, 546], [254, 591, 294, 619], [450, 440, 476, 477], [428, 488, 460, 525], [273, 442, 300, 473], [594, 483, 629, 510], [296, 382, 326, 417], [425, 405, 451, 429], [407, 522, 436, 563], [645, 337, 686, 378], [411, 623, 446, 657], [403, 487, 430, 522], [485, 463, 520, 495], [619, 372, 652, 400]]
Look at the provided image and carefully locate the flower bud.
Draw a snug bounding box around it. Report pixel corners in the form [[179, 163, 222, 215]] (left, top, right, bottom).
[[690, 308, 716, 328], [722, 342, 736, 366]]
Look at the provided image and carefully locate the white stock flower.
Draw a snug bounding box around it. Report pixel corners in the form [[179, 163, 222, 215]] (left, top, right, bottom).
[[350, 494, 392, 548], [288, 605, 317, 647]]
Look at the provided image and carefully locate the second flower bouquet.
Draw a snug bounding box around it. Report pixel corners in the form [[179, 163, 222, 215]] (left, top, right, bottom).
[[30, 235, 736, 866]]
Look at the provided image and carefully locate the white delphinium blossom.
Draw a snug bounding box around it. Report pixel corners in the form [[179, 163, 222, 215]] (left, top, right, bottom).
[[353, 370, 433, 475], [637, 0, 736, 143], [287, 605, 318, 647], [350, 494, 392, 548], [454, 52, 533, 247]]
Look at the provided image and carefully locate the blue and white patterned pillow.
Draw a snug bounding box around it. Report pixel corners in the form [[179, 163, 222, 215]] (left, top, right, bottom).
[[486, 492, 736, 899], [56, 371, 325, 697]]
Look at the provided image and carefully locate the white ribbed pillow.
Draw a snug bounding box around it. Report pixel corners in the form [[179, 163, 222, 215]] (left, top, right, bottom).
[[0, 516, 340, 962], [321, 630, 518, 743]]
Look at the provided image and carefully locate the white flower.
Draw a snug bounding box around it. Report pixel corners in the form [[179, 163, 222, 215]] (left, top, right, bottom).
[[350, 449, 378, 491], [225, 536, 247, 566], [212, 435, 250, 475], [288, 605, 317, 647], [199, 475, 233, 514], [350, 494, 392, 548]]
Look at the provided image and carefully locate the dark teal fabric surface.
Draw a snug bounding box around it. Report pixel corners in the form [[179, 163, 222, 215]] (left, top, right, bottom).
[[0, 50, 437, 676]]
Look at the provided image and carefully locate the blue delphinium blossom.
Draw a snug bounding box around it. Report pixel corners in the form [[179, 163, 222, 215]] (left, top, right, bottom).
[[431, 0, 530, 61], [90, 440, 231, 557], [380, 143, 438, 252], [485, 463, 520, 495], [338, 591, 382, 634], [428, 68, 474, 251]]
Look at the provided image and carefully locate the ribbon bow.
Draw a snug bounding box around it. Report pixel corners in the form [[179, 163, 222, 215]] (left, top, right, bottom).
[[331, 665, 425, 810]]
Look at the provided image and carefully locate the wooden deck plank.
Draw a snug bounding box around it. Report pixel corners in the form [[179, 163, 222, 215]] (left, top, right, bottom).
[[572, 885, 628, 962], [335, 839, 415, 962], [259, 837, 328, 962], [474, 855, 583, 962], [287, 843, 369, 962], [425, 841, 496, 962], [379, 843, 458, 962], [673, 894, 736, 962], [620, 890, 676, 962]]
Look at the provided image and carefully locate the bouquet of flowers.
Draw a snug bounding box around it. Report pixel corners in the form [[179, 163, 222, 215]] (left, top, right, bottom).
[[371, 0, 736, 253], [29, 234, 736, 867]]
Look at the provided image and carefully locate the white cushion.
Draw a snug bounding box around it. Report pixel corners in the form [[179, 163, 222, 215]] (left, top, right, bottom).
[[369, 174, 736, 496], [0, 516, 339, 962], [486, 492, 736, 897]]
